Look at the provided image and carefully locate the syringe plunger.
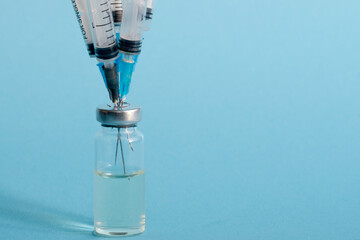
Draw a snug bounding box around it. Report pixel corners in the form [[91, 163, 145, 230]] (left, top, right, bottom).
[[144, 0, 156, 31], [87, 0, 119, 59], [110, 0, 123, 25], [119, 0, 146, 53]]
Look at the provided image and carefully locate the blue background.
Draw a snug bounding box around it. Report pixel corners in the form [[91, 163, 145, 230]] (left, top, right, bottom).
[[1, 0, 360, 239]]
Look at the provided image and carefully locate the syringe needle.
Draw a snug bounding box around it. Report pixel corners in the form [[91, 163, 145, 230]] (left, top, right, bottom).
[[115, 128, 120, 165], [119, 130, 126, 175], [125, 127, 134, 151], [115, 128, 126, 174], [119, 96, 126, 106]]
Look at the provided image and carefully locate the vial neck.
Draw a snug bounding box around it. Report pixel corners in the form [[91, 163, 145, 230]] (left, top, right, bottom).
[[101, 125, 136, 133], [101, 124, 137, 128]]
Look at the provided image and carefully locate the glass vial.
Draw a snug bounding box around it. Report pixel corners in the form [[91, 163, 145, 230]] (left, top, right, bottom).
[[94, 104, 145, 236]]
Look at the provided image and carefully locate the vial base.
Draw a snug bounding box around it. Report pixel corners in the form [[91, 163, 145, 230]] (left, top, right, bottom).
[[94, 170, 145, 237], [95, 225, 145, 236]]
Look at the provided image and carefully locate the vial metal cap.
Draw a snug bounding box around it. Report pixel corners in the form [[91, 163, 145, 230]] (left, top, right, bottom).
[[96, 103, 141, 127]]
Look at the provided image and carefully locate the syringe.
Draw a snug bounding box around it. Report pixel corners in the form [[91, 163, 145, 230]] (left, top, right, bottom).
[[71, 0, 95, 57], [143, 0, 156, 31], [117, 0, 147, 102], [110, 0, 123, 38], [87, 0, 120, 104]]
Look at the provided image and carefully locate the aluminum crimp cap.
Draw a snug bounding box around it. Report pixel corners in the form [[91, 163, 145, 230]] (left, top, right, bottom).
[[96, 103, 141, 127]]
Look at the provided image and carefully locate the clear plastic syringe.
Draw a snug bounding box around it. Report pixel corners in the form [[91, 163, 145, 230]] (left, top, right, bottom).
[[87, 0, 120, 104], [117, 0, 147, 102], [143, 0, 156, 31], [110, 0, 123, 38], [71, 0, 95, 57]]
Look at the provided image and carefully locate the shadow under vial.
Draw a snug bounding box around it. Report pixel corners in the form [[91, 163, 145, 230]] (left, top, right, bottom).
[[0, 191, 93, 234]]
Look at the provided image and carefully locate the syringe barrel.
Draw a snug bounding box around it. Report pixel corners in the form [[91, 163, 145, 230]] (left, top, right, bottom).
[[87, 0, 119, 59], [71, 0, 95, 56], [143, 0, 156, 31], [119, 0, 146, 54]]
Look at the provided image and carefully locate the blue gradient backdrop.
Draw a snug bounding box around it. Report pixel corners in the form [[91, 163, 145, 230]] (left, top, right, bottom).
[[1, 1, 360, 239]]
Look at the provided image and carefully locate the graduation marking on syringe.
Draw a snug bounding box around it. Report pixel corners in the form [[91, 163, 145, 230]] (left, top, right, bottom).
[[96, 22, 112, 27]]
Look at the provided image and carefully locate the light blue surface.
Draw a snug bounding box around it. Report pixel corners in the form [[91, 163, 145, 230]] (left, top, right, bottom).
[[1, 1, 360, 239]]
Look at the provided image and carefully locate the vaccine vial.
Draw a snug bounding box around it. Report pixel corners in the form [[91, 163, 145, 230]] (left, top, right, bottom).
[[94, 103, 145, 236]]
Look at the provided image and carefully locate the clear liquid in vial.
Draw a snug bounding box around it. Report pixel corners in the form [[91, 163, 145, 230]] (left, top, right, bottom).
[[94, 170, 145, 236]]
